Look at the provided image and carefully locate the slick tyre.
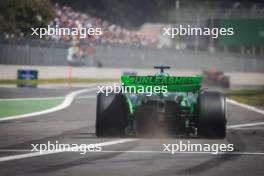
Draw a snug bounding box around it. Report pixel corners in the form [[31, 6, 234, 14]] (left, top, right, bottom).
[[197, 90, 226, 138], [96, 92, 127, 137]]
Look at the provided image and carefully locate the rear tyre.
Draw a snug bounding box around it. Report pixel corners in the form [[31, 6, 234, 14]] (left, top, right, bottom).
[[96, 92, 127, 137], [197, 90, 226, 138]]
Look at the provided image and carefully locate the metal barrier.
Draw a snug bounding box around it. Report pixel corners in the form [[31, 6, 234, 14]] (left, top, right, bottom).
[[0, 39, 263, 72]]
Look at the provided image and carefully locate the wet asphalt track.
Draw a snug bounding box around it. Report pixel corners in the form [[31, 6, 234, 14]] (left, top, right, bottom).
[[0, 87, 264, 176]]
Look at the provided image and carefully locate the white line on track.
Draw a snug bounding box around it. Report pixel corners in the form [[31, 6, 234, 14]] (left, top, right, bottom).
[[227, 98, 264, 115], [227, 122, 264, 129], [0, 139, 137, 162], [227, 98, 264, 129], [89, 150, 264, 155], [1, 149, 264, 157], [0, 88, 97, 121]]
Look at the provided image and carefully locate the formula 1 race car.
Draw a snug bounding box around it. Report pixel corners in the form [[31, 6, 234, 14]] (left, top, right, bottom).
[[96, 66, 226, 138], [203, 70, 230, 88]]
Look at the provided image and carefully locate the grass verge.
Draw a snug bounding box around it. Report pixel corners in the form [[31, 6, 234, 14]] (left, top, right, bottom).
[[0, 98, 63, 118], [225, 88, 264, 106]]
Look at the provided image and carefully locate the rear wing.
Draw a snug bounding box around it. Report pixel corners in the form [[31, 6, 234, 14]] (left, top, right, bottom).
[[121, 76, 202, 92]]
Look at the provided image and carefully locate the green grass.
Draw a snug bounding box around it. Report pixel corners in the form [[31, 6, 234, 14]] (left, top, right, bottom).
[[225, 89, 264, 106], [0, 78, 118, 85], [0, 99, 63, 118]]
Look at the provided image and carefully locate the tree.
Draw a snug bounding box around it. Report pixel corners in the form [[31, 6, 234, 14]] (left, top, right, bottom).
[[0, 0, 56, 37]]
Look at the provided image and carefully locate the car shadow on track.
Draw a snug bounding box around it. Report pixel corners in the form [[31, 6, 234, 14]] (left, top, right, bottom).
[[0, 126, 97, 150], [31, 142, 139, 174], [148, 131, 245, 176]]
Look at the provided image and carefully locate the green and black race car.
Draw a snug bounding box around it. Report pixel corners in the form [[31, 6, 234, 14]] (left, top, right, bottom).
[[96, 66, 226, 138]]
